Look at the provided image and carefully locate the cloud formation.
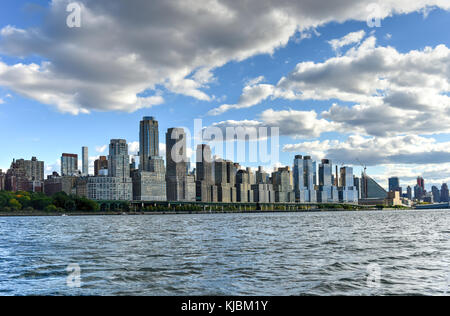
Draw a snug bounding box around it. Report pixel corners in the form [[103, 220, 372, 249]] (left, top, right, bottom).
[[1, 0, 449, 114], [283, 134, 450, 166]]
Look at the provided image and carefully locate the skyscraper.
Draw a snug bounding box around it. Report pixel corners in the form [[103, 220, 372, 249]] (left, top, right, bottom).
[[166, 128, 187, 178], [108, 139, 130, 179], [417, 177, 425, 191], [82, 146, 89, 176], [339, 167, 358, 203], [196, 144, 213, 184], [406, 186, 412, 200], [88, 139, 132, 201], [293, 155, 305, 202], [431, 186, 440, 203], [388, 177, 400, 192], [440, 183, 449, 202], [165, 128, 195, 201], [139, 116, 159, 171], [61, 153, 78, 176], [196, 144, 217, 202]]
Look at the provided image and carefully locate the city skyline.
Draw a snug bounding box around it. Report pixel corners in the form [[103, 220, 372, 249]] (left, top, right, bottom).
[[0, 1, 450, 192], [2, 114, 449, 197]]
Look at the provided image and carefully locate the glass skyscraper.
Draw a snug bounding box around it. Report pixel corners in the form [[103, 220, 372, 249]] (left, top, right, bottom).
[[139, 116, 159, 171]]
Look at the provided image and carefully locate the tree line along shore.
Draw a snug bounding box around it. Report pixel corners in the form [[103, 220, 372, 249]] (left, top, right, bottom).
[[0, 190, 410, 215]]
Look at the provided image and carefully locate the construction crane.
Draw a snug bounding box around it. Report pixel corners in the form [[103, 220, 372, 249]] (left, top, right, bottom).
[[356, 158, 367, 174]]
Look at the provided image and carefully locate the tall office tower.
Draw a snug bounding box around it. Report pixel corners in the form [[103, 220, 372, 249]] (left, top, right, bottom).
[[317, 159, 338, 202], [417, 177, 425, 191], [319, 159, 332, 186], [165, 128, 195, 201], [303, 156, 315, 189], [440, 183, 449, 202], [94, 156, 108, 176], [312, 160, 317, 186], [139, 116, 159, 171], [81, 146, 89, 176], [431, 186, 441, 203], [61, 153, 78, 176], [388, 177, 400, 192], [406, 186, 413, 200], [293, 155, 306, 202], [303, 156, 316, 202], [338, 166, 358, 203], [108, 139, 130, 179]]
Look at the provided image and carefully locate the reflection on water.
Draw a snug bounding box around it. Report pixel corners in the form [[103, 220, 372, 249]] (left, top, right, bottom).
[[0, 210, 448, 295]]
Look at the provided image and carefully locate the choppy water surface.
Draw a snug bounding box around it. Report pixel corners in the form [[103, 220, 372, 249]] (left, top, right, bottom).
[[0, 210, 449, 295]]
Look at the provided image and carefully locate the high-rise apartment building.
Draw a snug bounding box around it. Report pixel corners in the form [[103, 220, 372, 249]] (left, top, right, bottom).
[[5, 157, 44, 192], [165, 128, 195, 201], [88, 139, 132, 201], [61, 153, 78, 176], [338, 166, 358, 203], [82, 146, 89, 176], [139, 116, 159, 171], [108, 139, 130, 179], [196, 144, 217, 202], [272, 167, 295, 202], [317, 159, 338, 202]]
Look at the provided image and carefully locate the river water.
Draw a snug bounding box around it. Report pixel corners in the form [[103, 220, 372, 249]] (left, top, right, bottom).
[[0, 210, 448, 295]]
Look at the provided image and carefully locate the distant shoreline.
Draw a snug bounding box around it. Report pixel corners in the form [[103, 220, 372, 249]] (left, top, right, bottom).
[[0, 208, 419, 217]]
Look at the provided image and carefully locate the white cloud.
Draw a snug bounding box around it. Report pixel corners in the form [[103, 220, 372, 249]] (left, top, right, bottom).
[[283, 134, 450, 166], [210, 108, 339, 139], [0, 0, 448, 114], [128, 141, 139, 156], [95, 145, 107, 153], [328, 30, 366, 54], [212, 34, 450, 137]]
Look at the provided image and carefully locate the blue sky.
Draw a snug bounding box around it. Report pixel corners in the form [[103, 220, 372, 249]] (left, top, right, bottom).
[[0, 1, 450, 190]]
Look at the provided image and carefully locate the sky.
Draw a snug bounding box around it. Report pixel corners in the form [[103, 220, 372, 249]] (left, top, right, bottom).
[[0, 0, 450, 191]]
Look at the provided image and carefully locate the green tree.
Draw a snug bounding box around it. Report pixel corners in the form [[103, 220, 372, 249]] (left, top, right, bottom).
[[9, 198, 22, 210]]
